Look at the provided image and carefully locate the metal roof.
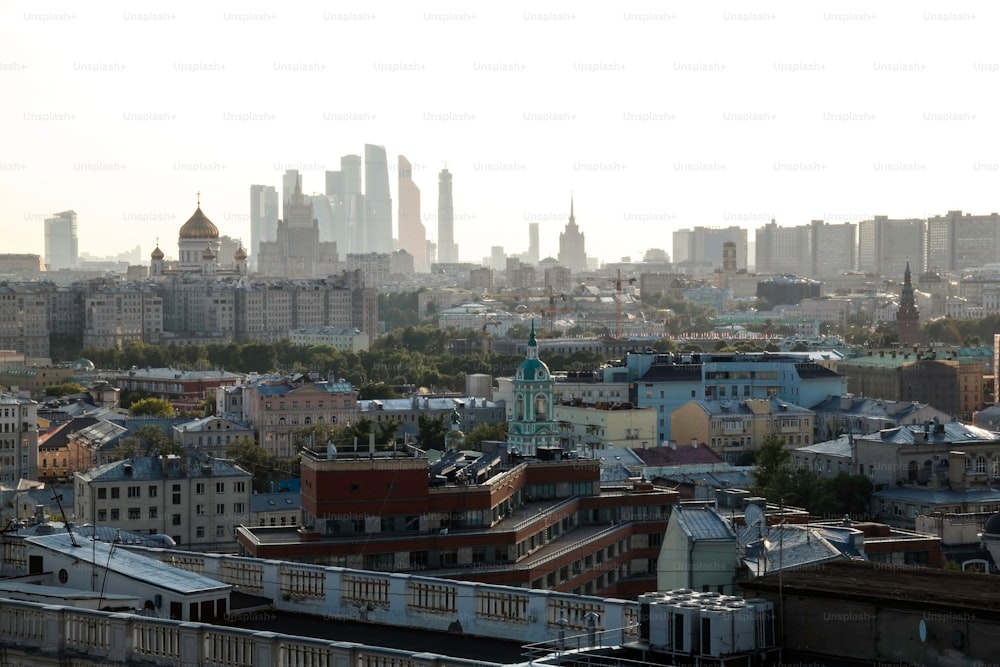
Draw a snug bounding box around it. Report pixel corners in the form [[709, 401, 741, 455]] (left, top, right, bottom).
[[250, 492, 301, 513], [75, 454, 249, 483], [794, 435, 854, 458], [673, 505, 737, 541], [24, 532, 229, 595], [859, 420, 998, 445]]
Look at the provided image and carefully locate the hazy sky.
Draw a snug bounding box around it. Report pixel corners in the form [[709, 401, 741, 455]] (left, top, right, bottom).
[[3, 1, 999, 265]]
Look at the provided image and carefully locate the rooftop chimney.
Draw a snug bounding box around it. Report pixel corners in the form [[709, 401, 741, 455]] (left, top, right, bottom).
[[949, 451, 966, 488]]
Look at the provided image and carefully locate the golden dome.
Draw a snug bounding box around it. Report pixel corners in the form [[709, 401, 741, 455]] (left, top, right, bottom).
[[150, 246, 164, 260], [179, 205, 219, 239], [234, 246, 247, 260], [202, 245, 217, 260]]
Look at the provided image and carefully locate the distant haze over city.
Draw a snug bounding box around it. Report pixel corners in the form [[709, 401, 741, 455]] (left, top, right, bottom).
[[3, 3, 999, 264]]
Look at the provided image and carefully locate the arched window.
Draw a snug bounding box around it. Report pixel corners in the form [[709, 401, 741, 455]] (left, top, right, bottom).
[[534, 394, 547, 421], [515, 394, 524, 421]]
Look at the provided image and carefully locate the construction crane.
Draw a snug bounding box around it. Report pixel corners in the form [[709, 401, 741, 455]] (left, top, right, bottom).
[[606, 269, 636, 340], [541, 286, 572, 336], [481, 314, 502, 354]]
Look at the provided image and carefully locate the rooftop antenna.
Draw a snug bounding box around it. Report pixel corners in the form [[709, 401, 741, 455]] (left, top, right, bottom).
[[51, 492, 79, 548]]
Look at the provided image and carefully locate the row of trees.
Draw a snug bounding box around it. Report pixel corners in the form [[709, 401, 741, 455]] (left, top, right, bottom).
[[73, 325, 614, 394]]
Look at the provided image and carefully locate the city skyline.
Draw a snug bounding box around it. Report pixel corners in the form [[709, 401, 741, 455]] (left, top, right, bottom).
[[4, 4, 1000, 265]]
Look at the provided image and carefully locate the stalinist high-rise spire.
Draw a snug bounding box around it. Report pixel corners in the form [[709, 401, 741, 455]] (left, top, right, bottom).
[[558, 195, 586, 272], [896, 261, 920, 345]]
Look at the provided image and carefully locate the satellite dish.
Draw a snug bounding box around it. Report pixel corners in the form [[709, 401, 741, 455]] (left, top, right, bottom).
[[745, 504, 765, 538], [918, 619, 927, 643]]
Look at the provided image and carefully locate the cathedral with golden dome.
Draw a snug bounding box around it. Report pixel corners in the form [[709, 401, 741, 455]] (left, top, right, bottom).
[[149, 194, 248, 278]]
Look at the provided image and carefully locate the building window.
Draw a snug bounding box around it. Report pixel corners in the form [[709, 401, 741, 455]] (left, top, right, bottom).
[[128, 508, 140, 520], [233, 503, 245, 514], [172, 514, 181, 526], [196, 483, 205, 494], [216, 525, 226, 537], [148, 486, 157, 498], [98, 488, 107, 500], [234, 481, 245, 493], [111, 488, 120, 499], [149, 507, 157, 519], [216, 503, 225, 515], [110, 508, 120, 521], [216, 482, 225, 493], [196, 526, 205, 538], [97, 509, 107, 522], [127, 486, 140, 498], [196, 504, 205, 515]]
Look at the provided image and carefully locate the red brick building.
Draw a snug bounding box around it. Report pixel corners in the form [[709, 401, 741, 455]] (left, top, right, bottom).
[[237, 447, 678, 598]]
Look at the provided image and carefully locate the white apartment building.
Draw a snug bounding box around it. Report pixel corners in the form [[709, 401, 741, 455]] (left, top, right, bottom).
[[0, 393, 39, 484], [74, 453, 251, 551], [288, 326, 370, 352]]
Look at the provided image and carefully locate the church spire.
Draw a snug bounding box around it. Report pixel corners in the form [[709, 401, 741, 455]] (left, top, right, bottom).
[[569, 195, 575, 224]]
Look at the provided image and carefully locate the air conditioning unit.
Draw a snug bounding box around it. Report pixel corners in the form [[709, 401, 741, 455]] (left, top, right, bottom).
[[744, 598, 775, 649], [700, 605, 735, 658], [729, 601, 756, 653], [671, 602, 701, 654]]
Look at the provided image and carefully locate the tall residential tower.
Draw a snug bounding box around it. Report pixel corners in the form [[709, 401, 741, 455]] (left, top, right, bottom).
[[249, 185, 278, 271], [364, 144, 393, 254], [43, 210, 78, 271], [437, 168, 458, 263], [397, 156, 426, 272]]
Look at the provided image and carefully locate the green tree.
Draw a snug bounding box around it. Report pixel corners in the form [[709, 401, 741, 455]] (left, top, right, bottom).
[[751, 436, 792, 500], [132, 424, 174, 454], [194, 396, 216, 418], [359, 382, 398, 400], [109, 438, 139, 462], [129, 397, 175, 418], [226, 437, 280, 493], [463, 422, 508, 450], [44, 383, 85, 398], [824, 473, 873, 517], [415, 413, 449, 451]]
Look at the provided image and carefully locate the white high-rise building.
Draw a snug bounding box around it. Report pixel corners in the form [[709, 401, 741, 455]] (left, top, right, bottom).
[[43, 210, 78, 271]]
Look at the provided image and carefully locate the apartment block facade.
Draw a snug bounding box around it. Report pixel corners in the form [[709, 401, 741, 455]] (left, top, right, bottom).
[[74, 453, 252, 550]]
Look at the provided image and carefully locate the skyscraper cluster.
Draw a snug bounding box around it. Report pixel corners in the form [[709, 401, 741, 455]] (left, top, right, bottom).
[[249, 146, 458, 276]]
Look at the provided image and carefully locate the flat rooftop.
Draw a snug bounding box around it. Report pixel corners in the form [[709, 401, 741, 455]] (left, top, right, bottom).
[[743, 559, 1000, 619], [226, 611, 527, 664], [242, 497, 596, 546]]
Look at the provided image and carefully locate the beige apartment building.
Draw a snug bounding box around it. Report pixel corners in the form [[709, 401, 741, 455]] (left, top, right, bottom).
[[670, 397, 814, 463], [74, 453, 251, 551], [244, 379, 359, 458], [554, 401, 657, 451]]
